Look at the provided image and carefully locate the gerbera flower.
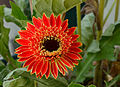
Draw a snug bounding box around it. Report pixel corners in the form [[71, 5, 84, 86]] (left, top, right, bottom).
[[15, 13, 82, 79]]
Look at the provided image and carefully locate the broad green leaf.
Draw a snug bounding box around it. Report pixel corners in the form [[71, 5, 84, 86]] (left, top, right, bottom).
[[3, 76, 34, 87], [68, 82, 84, 87], [4, 68, 27, 81], [81, 13, 95, 47], [35, 0, 85, 17], [87, 40, 100, 53], [10, 1, 27, 20]]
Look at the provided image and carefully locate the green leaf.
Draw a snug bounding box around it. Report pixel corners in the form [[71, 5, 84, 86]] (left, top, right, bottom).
[[102, 24, 115, 36], [35, 0, 85, 17], [88, 84, 96, 87], [68, 82, 84, 87], [4, 68, 68, 87], [3, 76, 34, 87], [87, 40, 100, 53], [81, 13, 95, 47], [10, 1, 27, 20]]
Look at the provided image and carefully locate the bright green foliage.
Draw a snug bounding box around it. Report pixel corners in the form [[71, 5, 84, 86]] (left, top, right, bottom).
[[35, 0, 85, 17], [68, 82, 84, 87], [10, 1, 27, 20]]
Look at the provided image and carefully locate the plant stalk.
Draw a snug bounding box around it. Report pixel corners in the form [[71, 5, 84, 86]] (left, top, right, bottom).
[[76, 4, 81, 42], [94, 0, 105, 87], [114, 0, 119, 22]]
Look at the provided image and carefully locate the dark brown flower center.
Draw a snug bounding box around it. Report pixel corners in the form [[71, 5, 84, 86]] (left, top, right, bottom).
[[43, 37, 60, 52]]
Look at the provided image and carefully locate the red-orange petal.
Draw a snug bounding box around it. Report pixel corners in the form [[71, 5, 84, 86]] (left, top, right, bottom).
[[61, 19, 68, 31], [50, 13, 55, 27], [58, 60, 68, 72], [31, 60, 39, 74], [18, 51, 34, 58], [67, 27, 76, 36], [45, 62, 51, 79], [27, 22, 35, 33], [43, 13, 50, 27], [16, 39, 30, 46], [27, 61, 35, 71], [69, 47, 82, 53], [15, 46, 30, 51], [15, 48, 30, 54], [36, 59, 44, 75], [71, 42, 82, 47], [18, 30, 33, 39], [60, 58, 72, 68], [41, 60, 48, 76], [63, 56, 75, 67], [65, 52, 80, 60], [32, 16, 42, 29], [56, 15, 61, 28], [17, 57, 30, 62], [71, 35, 79, 41], [51, 62, 57, 79], [23, 57, 35, 67]]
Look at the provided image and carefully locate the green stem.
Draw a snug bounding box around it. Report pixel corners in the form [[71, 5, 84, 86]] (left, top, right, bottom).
[[114, 0, 119, 22], [103, 0, 116, 26], [97, 0, 104, 40], [76, 4, 81, 42], [94, 0, 105, 87]]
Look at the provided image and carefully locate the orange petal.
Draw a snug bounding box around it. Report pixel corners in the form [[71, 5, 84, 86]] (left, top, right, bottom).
[[31, 60, 39, 74], [57, 62, 65, 76], [61, 19, 68, 31], [36, 59, 44, 75], [41, 60, 48, 76], [63, 56, 75, 67], [67, 27, 76, 36], [60, 58, 72, 68], [71, 42, 82, 47], [56, 15, 61, 28], [71, 35, 79, 41], [50, 13, 55, 27], [69, 47, 82, 53], [16, 38, 30, 46], [32, 16, 42, 29], [58, 60, 68, 72], [18, 51, 34, 58], [18, 30, 34, 39], [43, 13, 50, 27], [45, 62, 51, 79], [17, 57, 30, 62], [27, 61, 35, 71], [15, 46, 30, 51], [15, 48, 30, 54], [51, 62, 57, 79], [27, 22, 35, 33], [65, 52, 80, 60], [23, 57, 35, 67]]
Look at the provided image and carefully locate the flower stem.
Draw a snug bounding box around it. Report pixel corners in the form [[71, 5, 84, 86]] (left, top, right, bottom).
[[76, 4, 81, 42], [103, 0, 116, 26], [97, 0, 104, 40], [114, 0, 119, 22], [94, 0, 105, 87]]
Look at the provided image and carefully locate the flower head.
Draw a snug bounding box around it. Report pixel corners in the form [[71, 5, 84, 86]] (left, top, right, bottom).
[[15, 13, 82, 79]]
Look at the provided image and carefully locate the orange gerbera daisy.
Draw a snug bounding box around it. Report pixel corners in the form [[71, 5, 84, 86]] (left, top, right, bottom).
[[15, 13, 82, 79]]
